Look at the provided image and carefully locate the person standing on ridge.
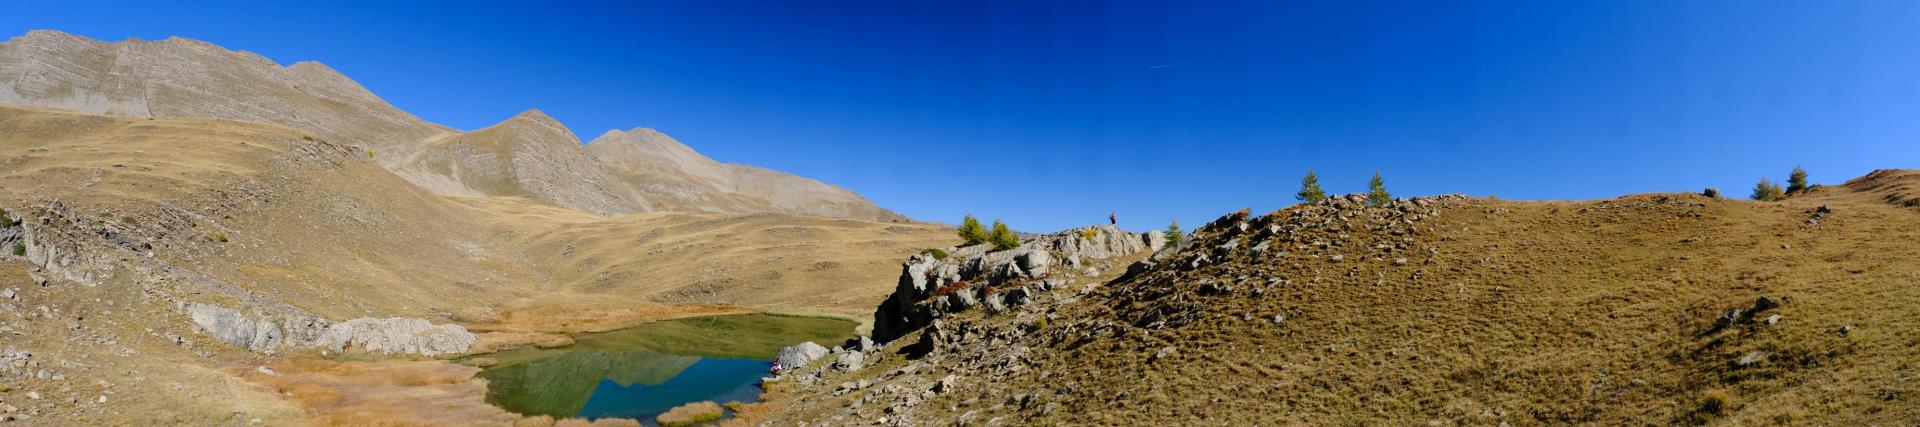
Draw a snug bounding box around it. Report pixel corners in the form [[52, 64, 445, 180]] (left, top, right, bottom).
[[1110, 212, 1117, 225]]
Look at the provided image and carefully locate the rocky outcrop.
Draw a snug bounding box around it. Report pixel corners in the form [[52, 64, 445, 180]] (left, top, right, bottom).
[[312, 317, 479, 357], [183, 303, 321, 353], [183, 304, 475, 357], [870, 225, 1155, 343]]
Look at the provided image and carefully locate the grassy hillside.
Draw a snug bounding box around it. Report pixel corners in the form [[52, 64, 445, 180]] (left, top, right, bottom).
[[774, 172, 1920, 425], [0, 104, 955, 424]]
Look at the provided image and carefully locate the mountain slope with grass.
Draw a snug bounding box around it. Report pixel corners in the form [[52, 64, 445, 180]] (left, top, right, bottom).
[[0, 104, 955, 424], [0, 29, 905, 221], [771, 172, 1920, 425]]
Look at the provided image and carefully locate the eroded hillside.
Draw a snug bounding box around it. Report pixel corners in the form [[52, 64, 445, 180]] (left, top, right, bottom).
[[771, 173, 1920, 425]]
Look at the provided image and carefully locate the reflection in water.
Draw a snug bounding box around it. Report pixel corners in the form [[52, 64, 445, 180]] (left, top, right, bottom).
[[473, 314, 855, 422]]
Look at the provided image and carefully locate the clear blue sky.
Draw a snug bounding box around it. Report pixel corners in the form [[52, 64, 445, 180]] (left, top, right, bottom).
[[8, 1, 1918, 231]]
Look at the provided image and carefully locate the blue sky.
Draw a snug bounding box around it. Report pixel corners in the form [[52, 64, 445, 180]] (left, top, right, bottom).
[[7, 1, 1919, 231]]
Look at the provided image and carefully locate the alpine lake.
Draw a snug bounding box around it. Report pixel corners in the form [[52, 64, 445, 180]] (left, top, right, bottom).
[[466, 314, 856, 424]]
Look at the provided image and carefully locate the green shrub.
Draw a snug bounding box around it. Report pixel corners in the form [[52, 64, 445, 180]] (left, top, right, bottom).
[[1751, 177, 1786, 201], [11, 241, 23, 257], [919, 248, 948, 260], [0, 208, 15, 228], [1077, 228, 1099, 241], [1702, 188, 1721, 199], [957, 214, 987, 246], [1366, 172, 1391, 207], [1787, 166, 1809, 195], [988, 220, 1019, 251], [301, 135, 314, 141], [1165, 219, 1184, 247], [1295, 169, 1326, 204]]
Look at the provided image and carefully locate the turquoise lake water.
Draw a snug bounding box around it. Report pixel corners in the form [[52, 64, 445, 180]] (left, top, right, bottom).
[[470, 314, 855, 423]]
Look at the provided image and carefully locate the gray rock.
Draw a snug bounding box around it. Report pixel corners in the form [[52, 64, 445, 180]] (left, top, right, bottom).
[[1002, 287, 1031, 307], [1152, 346, 1178, 362], [983, 291, 1008, 314], [1736, 351, 1770, 367], [311, 317, 477, 356], [948, 289, 979, 310], [776, 341, 831, 370], [932, 374, 960, 393], [1014, 249, 1052, 279], [835, 350, 865, 372], [185, 303, 285, 353]]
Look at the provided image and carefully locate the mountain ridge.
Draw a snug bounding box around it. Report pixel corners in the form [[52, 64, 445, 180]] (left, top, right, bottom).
[[0, 29, 906, 221]]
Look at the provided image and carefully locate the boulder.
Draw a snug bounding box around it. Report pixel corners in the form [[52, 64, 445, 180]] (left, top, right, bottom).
[[834, 350, 865, 372], [776, 341, 831, 370], [311, 317, 477, 357], [983, 291, 1008, 313], [185, 303, 284, 353], [1002, 287, 1032, 307], [1014, 249, 1052, 278], [932, 374, 960, 393], [948, 289, 979, 310]]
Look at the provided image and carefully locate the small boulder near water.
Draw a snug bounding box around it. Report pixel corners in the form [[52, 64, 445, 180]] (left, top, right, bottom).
[[835, 351, 865, 372], [656, 401, 723, 427], [776, 342, 830, 371]]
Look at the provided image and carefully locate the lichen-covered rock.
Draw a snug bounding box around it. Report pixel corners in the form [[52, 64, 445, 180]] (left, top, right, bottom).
[[312, 317, 477, 357]]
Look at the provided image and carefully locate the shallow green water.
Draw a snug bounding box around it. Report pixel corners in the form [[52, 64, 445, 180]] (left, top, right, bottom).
[[471, 314, 855, 423]]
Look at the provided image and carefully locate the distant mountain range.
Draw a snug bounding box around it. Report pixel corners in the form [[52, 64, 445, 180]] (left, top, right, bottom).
[[0, 29, 904, 221]]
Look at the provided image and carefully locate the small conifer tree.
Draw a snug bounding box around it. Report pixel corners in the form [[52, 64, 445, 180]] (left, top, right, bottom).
[[988, 220, 1020, 250], [1366, 172, 1391, 206], [1296, 169, 1327, 204], [1787, 166, 1809, 195], [1751, 177, 1786, 201], [1165, 219, 1184, 247], [957, 214, 987, 245]]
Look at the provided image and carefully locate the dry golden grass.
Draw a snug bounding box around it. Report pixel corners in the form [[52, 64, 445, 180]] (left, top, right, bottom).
[[0, 104, 957, 425], [777, 172, 1920, 425], [0, 104, 955, 327]]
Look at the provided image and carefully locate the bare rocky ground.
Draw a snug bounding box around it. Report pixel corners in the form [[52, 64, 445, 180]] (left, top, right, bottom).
[[771, 174, 1920, 425]]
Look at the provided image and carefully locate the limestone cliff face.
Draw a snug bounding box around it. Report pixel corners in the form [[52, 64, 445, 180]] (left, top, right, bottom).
[[0, 30, 907, 221]]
